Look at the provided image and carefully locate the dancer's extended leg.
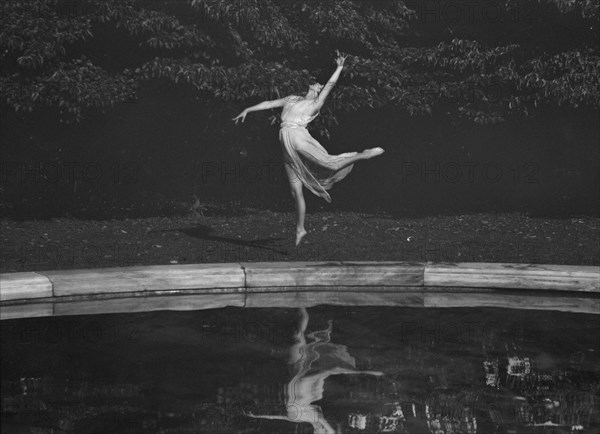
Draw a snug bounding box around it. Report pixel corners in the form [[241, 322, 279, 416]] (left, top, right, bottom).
[[298, 146, 384, 172], [285, 164, 307, 246]]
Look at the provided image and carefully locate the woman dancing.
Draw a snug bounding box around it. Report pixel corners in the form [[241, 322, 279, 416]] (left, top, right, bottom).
[[244, 308, 383, 434], [233, 52, 384, 246]]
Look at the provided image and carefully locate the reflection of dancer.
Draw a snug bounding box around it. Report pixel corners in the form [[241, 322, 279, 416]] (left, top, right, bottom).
[[245, 308, 383, 434], [233, 51, 384, 246]]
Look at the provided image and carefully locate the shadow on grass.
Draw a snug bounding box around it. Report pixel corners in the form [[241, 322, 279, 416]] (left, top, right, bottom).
[[152, 224, 289, 255]]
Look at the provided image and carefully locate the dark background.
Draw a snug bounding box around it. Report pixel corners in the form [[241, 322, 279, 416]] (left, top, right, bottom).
[[1, 88, 598, 219], [1, 0, 598, 220]]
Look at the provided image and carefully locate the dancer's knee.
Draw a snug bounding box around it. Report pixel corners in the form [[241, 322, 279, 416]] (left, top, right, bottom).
[[291, 188, 302, 200], [322, 161, 340, 171], [290, 184, 303, 200]]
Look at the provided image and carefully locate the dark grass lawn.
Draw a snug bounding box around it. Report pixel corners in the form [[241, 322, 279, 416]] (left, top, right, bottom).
[[2, 207, 598, 273]]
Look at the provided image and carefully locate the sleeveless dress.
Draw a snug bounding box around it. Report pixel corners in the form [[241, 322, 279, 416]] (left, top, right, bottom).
[[279, 97, 358, 203]]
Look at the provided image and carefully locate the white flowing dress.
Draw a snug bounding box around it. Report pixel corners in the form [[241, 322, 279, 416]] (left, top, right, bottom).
[[279, 96, 358, 203]]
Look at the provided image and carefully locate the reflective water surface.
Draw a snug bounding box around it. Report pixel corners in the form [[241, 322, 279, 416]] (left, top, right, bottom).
[[2, 306, 599, 433]]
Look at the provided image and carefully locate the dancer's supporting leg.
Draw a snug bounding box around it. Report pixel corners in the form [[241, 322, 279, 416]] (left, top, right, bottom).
[[285, 148, 384, 246], [285, 164, 307, 246]]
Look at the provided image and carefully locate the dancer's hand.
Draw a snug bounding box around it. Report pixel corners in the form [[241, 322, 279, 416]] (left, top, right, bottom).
[[335, 49, 348, 67], [232, 109, 248, 124]]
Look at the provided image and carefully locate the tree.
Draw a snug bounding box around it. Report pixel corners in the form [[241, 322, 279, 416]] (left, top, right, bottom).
[[1, 0, 598, 136]]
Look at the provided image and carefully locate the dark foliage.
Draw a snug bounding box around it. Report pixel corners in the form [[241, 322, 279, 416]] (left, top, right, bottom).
[[1, 0, 598, 136]]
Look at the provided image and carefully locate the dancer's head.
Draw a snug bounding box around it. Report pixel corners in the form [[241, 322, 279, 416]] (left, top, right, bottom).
[[306, 83, 324, 99]]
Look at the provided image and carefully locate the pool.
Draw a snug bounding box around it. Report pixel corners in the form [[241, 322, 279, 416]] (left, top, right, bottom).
[[1, 306, 599, 433]]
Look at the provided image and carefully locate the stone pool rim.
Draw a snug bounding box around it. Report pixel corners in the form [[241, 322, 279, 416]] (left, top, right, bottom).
[[1, 261, 598, 319]]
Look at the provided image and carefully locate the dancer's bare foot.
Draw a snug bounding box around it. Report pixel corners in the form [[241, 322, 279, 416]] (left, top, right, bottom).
[[295, 228, 307, 246], [362, 147, 385, 159]]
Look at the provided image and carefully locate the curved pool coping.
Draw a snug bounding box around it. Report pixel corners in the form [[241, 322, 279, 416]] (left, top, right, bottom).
[[1, 261, 598, 319]]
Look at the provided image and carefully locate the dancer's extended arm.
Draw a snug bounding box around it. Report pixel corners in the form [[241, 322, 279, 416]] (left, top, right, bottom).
[[315, 51, 348, 108], [244, 411, 291, 421], [233, 98, 287, 124]]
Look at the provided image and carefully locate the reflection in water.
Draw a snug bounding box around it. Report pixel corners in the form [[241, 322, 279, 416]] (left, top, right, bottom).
[[245, 308, 383, 433], [1, 307, 599, 433]]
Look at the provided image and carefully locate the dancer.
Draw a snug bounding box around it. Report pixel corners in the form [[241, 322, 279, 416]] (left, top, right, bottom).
[[244, 308, 383, 434], [233, 52, 384, 246]]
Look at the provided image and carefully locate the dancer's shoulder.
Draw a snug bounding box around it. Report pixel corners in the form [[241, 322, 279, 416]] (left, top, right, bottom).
[[284, 95, 303, 104]]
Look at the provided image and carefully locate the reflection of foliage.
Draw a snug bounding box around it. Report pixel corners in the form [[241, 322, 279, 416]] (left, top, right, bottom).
[[2, 306, 599, 433], [542, 0, 599, 18], [0, 0, 598, 133]]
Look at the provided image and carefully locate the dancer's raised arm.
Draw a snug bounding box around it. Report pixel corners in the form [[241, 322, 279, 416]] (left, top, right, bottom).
[[233, 98, 287, 124], [314, 52, 348, 108]]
